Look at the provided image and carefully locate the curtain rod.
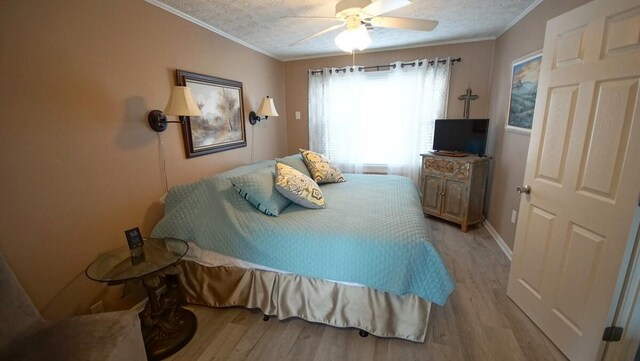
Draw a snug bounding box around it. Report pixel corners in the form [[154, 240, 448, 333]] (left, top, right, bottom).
[[310, 57, 461, 75]]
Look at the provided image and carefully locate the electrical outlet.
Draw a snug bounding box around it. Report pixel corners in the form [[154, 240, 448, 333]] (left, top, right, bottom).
[[295, 111, 301, 120], [90, 300, 104, 314], [511, 210, 517, 224]]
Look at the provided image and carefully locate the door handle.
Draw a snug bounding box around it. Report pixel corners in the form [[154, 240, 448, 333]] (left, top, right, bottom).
[[516, 185, 531, 194]]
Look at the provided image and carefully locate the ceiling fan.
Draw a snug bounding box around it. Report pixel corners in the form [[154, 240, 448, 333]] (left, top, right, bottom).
[[287, 0, 438, 52]]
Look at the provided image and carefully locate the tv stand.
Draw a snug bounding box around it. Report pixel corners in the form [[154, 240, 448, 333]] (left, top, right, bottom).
[[430, 150, 469, 157], [419, 153, 489, 232]]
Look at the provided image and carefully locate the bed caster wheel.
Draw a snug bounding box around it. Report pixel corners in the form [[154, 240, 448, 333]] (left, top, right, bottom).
[[359, 330, 369, 338], [263, 315, 270, 321]]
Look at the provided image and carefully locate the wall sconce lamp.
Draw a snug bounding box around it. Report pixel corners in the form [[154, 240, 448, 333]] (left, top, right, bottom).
[[248, 96, 279, 125], [148, 86, 202, 132]]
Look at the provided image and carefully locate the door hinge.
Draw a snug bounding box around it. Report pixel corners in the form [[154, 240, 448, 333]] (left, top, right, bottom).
[[602, 326, 623, 342]]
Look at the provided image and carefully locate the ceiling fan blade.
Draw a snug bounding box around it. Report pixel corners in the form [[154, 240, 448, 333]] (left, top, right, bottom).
[[289, 23, 346, 46], [369, 16, 438, 31], [362, 0, 411, 17]]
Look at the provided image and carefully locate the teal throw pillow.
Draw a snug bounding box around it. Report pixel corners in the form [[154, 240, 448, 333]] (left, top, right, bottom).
[[228, 167, 292, 216]]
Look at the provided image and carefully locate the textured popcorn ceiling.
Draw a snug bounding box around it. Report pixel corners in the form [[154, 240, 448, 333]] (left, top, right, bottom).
[[150, 0, 539, 60]]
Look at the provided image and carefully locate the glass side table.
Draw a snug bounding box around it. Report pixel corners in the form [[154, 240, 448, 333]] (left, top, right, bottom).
[[86, 238, 196, 361]]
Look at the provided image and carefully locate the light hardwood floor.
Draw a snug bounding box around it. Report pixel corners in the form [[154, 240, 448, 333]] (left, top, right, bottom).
[[166, 217, 567, 361]]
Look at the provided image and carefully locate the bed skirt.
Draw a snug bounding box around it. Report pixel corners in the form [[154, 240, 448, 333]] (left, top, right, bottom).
[[178, 261, 431, 342]]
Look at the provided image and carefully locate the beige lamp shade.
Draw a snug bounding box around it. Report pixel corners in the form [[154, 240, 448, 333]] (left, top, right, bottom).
[[163, 86, 202, 116], [256, 96, 279, 117]]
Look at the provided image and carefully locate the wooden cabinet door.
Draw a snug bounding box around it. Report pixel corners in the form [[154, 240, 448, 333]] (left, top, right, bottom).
[[441, 178, 467, 221], [422, 174, 443, 214]]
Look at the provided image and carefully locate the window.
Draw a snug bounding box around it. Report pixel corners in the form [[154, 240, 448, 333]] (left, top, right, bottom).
[[308, 58, 452, 183]]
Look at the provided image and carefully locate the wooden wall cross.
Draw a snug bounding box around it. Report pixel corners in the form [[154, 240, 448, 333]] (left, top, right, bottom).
[[458, 87, 478, 119]]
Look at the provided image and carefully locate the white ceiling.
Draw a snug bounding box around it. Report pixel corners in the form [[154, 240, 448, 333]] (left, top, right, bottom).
[[148, 0, 541, 61]]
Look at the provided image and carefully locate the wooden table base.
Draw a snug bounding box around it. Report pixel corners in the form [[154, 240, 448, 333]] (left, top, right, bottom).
[[140, 307, 196, 360], [140, 273, 197, 360]]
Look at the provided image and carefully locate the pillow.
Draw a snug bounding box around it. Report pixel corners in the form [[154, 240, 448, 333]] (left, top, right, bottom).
[[275, 163, 325, 209], [299, 149, 346, 184], [275, 154, 311, 178], [228, 167, 292, 216]]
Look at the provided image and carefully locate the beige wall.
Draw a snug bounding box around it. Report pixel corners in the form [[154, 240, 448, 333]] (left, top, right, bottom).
[[283, 41, 495, 154], [0, 0, 286, 318], [484, 0, 592, 249]]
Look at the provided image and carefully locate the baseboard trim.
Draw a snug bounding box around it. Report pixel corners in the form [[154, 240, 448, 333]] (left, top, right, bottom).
[[483, 220, 513, 261]]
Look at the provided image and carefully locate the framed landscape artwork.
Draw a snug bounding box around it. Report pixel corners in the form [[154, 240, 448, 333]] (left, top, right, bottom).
[[505, 51, 543, 135], [176, 69, 246, 158]]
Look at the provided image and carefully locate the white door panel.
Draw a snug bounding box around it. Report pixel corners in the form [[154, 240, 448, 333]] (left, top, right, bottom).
[[507, 0, 640, 360]]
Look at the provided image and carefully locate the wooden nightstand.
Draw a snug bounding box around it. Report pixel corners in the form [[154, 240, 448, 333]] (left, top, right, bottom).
[[419, 153, 489, 232]]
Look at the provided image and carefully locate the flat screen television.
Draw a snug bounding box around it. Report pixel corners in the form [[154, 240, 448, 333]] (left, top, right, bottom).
[[432, 118, 489, 156]]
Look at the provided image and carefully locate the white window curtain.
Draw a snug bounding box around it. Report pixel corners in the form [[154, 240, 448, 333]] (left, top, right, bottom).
[[308, 58, 452, 184]]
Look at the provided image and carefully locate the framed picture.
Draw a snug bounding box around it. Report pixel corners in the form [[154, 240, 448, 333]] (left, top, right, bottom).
[[124, 227, 144, 249], [175, 69, 247, 158], [505, 51, 543, 135]]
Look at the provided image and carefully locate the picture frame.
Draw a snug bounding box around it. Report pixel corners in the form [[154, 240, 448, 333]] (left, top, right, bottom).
[[124, 227, 144, 249], [175, 69, 247, 158], [505, 51, 543, 135]]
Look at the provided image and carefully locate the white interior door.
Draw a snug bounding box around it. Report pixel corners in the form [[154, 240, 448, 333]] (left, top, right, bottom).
[[506, 0, 640, 360]]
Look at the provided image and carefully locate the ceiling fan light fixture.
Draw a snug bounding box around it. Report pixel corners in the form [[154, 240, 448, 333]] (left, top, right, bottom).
[[335, 24, 371, 52]]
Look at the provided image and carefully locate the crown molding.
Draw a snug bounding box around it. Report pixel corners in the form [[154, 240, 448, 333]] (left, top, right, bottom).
[[145, 0, 280, 60], [497, 0, 544, 38], [282, 36, 497, 62]]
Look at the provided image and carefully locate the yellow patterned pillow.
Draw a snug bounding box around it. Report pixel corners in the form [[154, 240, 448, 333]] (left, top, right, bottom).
[[299, 149, 346, 184], [275, 163, 325, 209]]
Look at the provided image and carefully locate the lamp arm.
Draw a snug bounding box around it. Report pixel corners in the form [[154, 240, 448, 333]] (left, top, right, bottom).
[[249, 111, 263, 125], [148, 110, 186, 132]]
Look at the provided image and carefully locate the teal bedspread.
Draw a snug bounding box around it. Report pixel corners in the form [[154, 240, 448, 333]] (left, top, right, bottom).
[[152, 161, 454, 305]]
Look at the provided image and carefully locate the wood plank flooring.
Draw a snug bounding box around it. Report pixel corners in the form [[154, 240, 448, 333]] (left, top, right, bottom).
[[166, 217, 567, 361]]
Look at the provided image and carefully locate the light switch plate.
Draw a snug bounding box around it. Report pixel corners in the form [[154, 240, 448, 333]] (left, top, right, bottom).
[[295, 111, 301, 120], [511, 210, 517, 224]]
